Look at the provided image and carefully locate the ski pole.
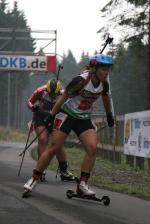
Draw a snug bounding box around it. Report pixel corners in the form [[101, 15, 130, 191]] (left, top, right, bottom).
[[20, 120, 33, 157], [17, 126, 47, 176], [71, 125, 107, 148], [56, 64, 63, 80], [100, 35, 113, 54], [96, 124, 108, 133], [19, 126, 47, 157], [18, 110, 50, 158], [17, 120, 33, 176]]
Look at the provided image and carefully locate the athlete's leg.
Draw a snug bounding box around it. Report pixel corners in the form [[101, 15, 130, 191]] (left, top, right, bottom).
[[24, 130, 68, 191], [55, 147, 67, 162], [35, 126, 48, 159], [35, 130, 68, 172], [55, 148, 76, 181], [53, 112, 75, 181], [77, 129, 97, 196], [79, 128, 97, 173], [24, 112, 73, 191]]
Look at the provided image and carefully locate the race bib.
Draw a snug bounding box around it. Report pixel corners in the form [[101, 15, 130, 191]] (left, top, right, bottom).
[[53, 112, 68, 129], [78, 100, 91, 111]]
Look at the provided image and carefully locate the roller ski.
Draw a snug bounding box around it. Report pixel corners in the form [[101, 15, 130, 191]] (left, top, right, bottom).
[[22, 188, 31, 198], [66, 181, 110, 206], [66, 190, 110, 206]]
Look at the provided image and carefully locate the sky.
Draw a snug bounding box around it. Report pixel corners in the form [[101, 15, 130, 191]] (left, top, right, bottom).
[[7, 0, 109, 62]]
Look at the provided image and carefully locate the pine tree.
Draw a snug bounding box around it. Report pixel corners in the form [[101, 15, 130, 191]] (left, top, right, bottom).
[[98, 0, 150, 111], [0, 0, 35, 128], [59, 50, 80, 86]]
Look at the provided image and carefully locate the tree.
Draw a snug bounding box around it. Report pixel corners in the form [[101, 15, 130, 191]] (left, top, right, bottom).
[[0, 0, 35, 128], [78, 51, 89, 70], [110, 40, 148, 114], [98, 0, 149, 43], [0, 0, 7, 12], [59, 50, 80, 86], [98, 0, 150, 111]]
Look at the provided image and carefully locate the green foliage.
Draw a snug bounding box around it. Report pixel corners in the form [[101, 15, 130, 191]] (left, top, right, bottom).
[[78, 51, 89, 70], [126, 0, 148, 6], [0, 0, 35, 128], [111, 42, 148, 113], [42, 146, 150, 200], [59, 50, 80, 86], [100, 0, 149, 43], [0, 126, 27, 142], [0, 0, 7, 12], [99, 0, 150, 110], [100, 0, 116, 12]]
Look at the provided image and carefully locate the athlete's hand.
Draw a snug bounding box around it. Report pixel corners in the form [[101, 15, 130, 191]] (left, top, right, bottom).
[[31, 105, 39, 112], [106, 112, 114, 127]]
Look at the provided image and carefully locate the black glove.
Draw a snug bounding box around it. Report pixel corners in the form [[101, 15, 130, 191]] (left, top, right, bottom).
[[31, 105, 39, 112], [44, 113, 55, 128], [106, 112, 114, 127]]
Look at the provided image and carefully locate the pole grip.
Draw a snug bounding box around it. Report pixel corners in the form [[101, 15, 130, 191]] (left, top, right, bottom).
[[100, 35, 113, 54]]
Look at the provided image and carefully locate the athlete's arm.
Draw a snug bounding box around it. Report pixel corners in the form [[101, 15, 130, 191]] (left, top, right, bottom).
[[27, 87, 43, 110], [65, 76, 86, 96], [51, 90, 69, 115], [102, 94, 112, 113], [101, 81, 114, 127], [101, 81, 112, 113], [27, 90, 38, 110], [102, 94, 115, 127], [51, 76, 85, 115]]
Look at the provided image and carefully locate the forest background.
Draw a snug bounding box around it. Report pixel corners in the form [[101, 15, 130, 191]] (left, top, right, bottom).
[[0, 0, 149, 129]]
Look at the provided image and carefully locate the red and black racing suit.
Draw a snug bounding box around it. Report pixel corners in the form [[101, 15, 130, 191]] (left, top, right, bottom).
[[27, 85, 63, 133]]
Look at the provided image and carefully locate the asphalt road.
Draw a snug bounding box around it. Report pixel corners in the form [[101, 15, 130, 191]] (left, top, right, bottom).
[[0, 141, 150, 224]]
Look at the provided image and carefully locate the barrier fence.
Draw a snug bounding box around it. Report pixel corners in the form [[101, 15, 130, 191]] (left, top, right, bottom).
[[67, 114, 150, 171]]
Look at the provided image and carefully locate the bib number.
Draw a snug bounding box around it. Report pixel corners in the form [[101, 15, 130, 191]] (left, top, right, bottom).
[[78, 100, 91, 111], [53, 112, 67, 129]]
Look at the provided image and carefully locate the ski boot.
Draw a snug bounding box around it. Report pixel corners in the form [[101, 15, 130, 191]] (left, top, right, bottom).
[[56, 162, 78, 182], [22, 177, 38, 198], [60, 170, 77, 182], [77, 180, 96, 196], [40, 171, 47, 182], [66, 181, 110, 206], [22, 169, 42, 198]]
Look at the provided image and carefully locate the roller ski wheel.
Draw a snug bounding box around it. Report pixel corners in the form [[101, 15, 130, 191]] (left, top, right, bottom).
[[22, 189, 31, 198], [66, 190, 110, 206], [101, 195, 110, 206], [66, 190, 74, 199]]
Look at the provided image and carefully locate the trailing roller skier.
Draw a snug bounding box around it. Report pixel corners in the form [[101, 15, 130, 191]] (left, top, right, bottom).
[[26, 78, 76, 182]]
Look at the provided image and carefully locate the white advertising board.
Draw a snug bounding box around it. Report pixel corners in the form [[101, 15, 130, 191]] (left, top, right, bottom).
[[124, 110, 150, 158], [0, 54, 56, 72]]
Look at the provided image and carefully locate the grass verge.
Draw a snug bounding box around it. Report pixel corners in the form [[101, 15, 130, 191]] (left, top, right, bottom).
[[32, 145, 150, 201], [0, 127, 27, 142], [0, 126, 150, 201]]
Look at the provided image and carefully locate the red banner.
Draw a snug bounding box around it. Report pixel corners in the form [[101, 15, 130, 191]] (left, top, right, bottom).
[[47, 55, 56, 73]]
